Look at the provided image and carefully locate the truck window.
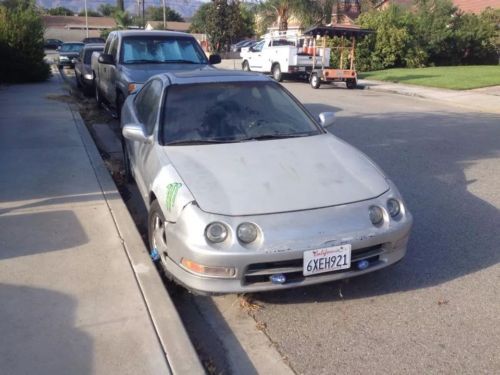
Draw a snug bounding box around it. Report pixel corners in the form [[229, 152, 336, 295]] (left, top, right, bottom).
[[109, 36, 119, 61]]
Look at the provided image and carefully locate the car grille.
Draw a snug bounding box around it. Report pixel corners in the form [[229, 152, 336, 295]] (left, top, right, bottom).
[[243, 244, 384, 286]]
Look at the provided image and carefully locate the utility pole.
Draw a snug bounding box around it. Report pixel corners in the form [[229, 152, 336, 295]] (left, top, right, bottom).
[[142, 0, 145, 29], [162, 0, 166, 29], [84, 0, 89, 37]]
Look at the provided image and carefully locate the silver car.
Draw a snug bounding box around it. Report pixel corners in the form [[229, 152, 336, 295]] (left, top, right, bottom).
[[121, 69, 413, 294]]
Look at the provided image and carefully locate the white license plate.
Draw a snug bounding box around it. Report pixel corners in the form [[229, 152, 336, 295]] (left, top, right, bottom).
[[303, 244, 351, 276], [298, 67, 306, 71]]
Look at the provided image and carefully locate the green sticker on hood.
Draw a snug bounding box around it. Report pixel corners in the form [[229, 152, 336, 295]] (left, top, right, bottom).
[[166, 182, 182, 211]]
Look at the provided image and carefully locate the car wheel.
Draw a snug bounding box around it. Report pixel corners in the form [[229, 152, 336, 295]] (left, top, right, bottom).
[[116, 92, 125, 120], [148, 200, 170, 265], [310, 74, 321, 89], [242, 60, 250, 71], [57, 64, 62, 70], [95, 82, 103, 107], [122, 140, 133, 183], [76, 74, 82, 88], [272, 64, 283, 82], [346, 79, 357, 89]]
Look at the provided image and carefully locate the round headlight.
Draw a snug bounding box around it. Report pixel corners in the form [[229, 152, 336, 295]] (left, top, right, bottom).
[[369, 206, 384, 225], [237, 222, 258, 243], [205, 222, 228, 243], [387, 198, 401, 217]]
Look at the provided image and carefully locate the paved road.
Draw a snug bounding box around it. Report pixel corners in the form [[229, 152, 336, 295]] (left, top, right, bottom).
[[246, 82, 500, 374]]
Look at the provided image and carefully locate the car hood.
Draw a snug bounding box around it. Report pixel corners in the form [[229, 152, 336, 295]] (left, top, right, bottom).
[[165, 134, 389, 216], [59, 52, 80, 57], [120, 64, 214, 84]]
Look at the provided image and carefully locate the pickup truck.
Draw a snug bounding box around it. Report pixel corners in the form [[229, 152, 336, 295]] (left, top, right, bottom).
[[240, 37, 331, 82], [91, 30, 220, 117]]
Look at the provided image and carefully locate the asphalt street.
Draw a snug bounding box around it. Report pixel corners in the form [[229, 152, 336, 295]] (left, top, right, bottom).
[[245, 82, 500, 374]]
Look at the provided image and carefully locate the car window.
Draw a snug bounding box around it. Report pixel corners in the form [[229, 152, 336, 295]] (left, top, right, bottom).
[[109, 36, 119, 60], [84, 48, 103, 64], [121, 35, 207, 64], [135, 80, 163, 135], [162, 82, 321, 144], [252, 41, 264, 52], [103, 34, 113, 54], [60, 43, 84, 52]]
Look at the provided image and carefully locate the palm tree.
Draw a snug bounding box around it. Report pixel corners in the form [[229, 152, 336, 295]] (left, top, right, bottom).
[[258, 0, 321, 32], [114, 10, 132, 28]]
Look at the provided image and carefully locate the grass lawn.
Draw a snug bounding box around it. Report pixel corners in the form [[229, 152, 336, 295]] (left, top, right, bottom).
[[359, 66, 500, 90]]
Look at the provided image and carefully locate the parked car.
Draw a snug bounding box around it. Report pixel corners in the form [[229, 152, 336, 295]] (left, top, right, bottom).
[[230, 39, 255, 52], [74, 43, 105, 96], [44, 38, 63, 50], [120, 69, 413, 294], [91, 30, 221, 118], [56, 42, 84, 69], [82, 37, 106, 44]]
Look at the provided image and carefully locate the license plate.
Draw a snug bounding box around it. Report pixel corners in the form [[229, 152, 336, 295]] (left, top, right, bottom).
[[303, 244, 351, 276], [298, 67, 306, 71]]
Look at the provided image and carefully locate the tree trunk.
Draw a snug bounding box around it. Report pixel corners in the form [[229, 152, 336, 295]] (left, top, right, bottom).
[[117, 0, 124, 12], [278, 9, 288, 31]]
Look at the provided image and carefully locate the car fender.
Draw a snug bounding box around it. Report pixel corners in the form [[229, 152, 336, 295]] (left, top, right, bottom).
[[150, 165, 195, 223]]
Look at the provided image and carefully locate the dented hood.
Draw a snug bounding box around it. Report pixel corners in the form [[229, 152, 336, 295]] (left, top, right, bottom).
[[165, 134, 389, 216]]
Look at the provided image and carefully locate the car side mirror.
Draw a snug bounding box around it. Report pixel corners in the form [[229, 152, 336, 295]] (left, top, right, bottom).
[[122, 123, 151, 144], [318, 112, 335, 128], [209, 54, 221, 65], [72, 58, 78, 64], [98, 53, 114, 65], [56, 46, 61, 51]]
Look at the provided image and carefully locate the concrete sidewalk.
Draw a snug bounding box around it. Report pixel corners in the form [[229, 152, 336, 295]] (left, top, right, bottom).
[[0, 75, 202, 374]]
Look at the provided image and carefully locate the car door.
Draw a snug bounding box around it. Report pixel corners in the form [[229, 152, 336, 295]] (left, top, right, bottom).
[[248, 41, 265, 71], [129, 79, 163, 197]]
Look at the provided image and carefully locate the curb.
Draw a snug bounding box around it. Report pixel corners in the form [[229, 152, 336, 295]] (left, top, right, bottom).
[[60, 69, 204, 374]]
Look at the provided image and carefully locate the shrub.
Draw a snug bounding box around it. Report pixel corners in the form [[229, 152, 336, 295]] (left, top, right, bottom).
[[0, 1, 50, 83]]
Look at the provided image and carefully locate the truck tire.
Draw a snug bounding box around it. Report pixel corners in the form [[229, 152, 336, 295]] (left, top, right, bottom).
[[272, 64, 283, 82], [116, 92, 125, 120], [242, 60, 250, 71], [346, 79, 357, 89], [95, 81, 103, 107], [310, 74, 321, 89]]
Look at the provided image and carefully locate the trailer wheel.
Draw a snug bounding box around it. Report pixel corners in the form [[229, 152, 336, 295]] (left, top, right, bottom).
[[346, 79, 357, 89], [272, 64, 283, 82], [310, 74, 321, 89], [242, 60, 250, 71]]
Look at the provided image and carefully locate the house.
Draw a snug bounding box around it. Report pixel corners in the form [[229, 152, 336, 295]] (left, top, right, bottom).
[[42, 16, 116, 41]]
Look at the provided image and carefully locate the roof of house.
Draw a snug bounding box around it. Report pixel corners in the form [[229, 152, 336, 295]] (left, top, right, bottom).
[[452, 0, 499, 13], [42, 16, 116, 29]]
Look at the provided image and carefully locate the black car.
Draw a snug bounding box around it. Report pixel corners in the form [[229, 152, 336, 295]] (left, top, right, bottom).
[[74, 43, 105, 95], [82, 37, 106, 44], [44, 39, 63, 49], [56, 42, 84, 69]]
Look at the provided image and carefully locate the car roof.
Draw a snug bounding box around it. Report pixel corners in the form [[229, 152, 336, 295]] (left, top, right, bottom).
[[111, 30, 193, 38], [155, 68, 271, 85]]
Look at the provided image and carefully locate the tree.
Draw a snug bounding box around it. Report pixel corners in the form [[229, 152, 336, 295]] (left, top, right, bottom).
[[98, 4, 116, 16], [257, 0, 320, 32], [114, 10, 133, 28], [189, 3, 211, 33], [0, 0, 50, 83], [47, 6, 74, 16], [146, 6, 184, 22], [78, 9, 101, 17]]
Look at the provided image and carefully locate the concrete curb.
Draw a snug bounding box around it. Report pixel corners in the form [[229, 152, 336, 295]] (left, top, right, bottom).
[[60, 70, 204, 374]]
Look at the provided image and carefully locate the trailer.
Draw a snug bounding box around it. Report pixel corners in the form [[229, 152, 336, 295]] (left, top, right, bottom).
[[303, 25, 374, 89]]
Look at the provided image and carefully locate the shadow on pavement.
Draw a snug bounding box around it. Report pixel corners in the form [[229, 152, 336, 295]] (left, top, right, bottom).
[[253, 106, 500, 304], [0, 284, 93, 374]]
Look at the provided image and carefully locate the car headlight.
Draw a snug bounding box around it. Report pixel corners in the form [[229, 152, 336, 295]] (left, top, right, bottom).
[[387, 198, 401, 217], [84, 73, 93, 80], [60, 56, 68, 61], [205, 222, 228, 243], [369, 206, 384, 225], [237, 222, 258, 243]]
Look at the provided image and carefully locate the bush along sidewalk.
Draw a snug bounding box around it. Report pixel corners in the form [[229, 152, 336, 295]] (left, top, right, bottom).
[[0, 0, 50, 84]]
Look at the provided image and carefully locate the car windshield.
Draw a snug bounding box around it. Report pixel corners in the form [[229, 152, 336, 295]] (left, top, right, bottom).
[[121, 36, 207, 64], [60, 43, 83, 52], [84, 48, 103, 64], [162, 82, 321, 145]]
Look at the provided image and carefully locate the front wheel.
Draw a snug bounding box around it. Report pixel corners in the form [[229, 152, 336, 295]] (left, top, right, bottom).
[[272, 64, 283, 82], [95, 81, 103, 107], [310, 74, 321, 89], [242, 60, 250, 71], [346, 79, 357, 89], [116, 92, 125, 120], [122, 140, 133, 183]]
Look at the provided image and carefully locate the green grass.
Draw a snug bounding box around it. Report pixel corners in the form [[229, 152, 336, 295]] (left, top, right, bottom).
[[359, 66, 500, 90]]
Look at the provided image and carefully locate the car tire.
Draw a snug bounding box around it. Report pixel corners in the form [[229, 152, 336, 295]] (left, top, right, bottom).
[[310, 74, 321, 89], [346, 79, 357, 89], [95, 81, 103, 107], [57, 64, 62, 70], [148, 200, 170, 268], [76, 74, 82, 89], [122, 140, 133, 183], [272, 63, 283, 82], [242, 60, 250, 71]]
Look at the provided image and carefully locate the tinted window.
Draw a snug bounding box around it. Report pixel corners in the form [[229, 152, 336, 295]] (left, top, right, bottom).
[[121, 36, 207, 64], [135, 80, 163, 135], [162, 82, 321, 144], [109, 37, 119, 60], [60, 43, 84, 52]]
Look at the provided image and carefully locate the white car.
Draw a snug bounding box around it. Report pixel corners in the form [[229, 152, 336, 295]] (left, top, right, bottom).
[[121, 68, 413, 294]]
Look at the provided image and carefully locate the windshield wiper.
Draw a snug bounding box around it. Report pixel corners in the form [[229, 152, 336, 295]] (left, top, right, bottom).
[[239, 132, 315, 141], [125, 59, 164, 64], [161, 59, 201, 64], [166, 139, 234, 146]]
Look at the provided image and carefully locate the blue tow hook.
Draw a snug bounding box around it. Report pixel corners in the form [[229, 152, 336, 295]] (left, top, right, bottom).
[[357, 259, 370, 270], [270, 274, 287, 284], [150, 247, 160, 262]]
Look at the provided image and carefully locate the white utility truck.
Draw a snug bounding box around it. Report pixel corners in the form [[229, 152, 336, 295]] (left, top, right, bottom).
[[240, 33, 331, 82]]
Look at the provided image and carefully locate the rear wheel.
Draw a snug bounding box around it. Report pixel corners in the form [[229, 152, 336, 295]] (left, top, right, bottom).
[[272, 64, 283, 82], [346, 79, 357, 89], [310, 73, 321, 89], [122, 140, 133, 183], [242, 60, 250, 71]]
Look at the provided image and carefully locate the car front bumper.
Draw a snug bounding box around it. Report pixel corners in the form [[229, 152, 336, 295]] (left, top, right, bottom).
[[161, 194, 413, 294]]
